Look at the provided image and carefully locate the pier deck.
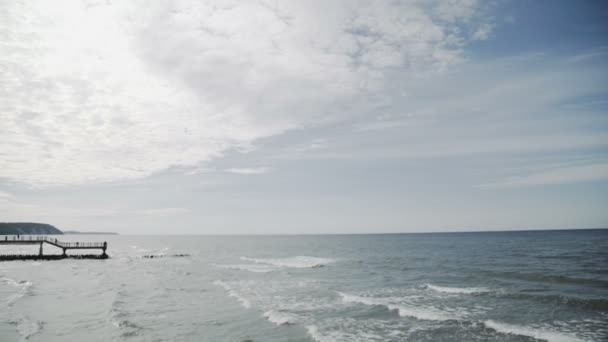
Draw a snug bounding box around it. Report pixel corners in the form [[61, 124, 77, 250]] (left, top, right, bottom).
[[0, 235, 108, 260]]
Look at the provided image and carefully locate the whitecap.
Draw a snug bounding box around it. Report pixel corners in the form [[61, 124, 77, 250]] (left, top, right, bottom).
[[213, 280, 251, 308], [240, 256, 335, 268], [214, 264, 276, 273], [263, 310, 296, 326], [338, 292, 456, 321], [306, 325, 339, 342], [484, 320, 588, 342], [306, 323, 387, 342], [1, 277, 33, 305], [425, 284, 490, 294], [9, 315, 44, 342]]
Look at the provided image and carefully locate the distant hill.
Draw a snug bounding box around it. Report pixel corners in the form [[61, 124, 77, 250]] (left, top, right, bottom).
[[0, 222, 63, 235]]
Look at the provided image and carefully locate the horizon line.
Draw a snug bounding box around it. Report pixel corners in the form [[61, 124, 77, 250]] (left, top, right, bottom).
[[66, 227, 608, 236]]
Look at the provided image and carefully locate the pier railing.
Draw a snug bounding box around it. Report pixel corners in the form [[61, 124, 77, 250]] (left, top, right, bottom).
[[1, 235, 106, 248]]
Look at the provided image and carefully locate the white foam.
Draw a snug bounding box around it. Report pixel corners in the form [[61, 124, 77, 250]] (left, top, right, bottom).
[[338, 292, 455, 321], [1, 277, 33, 305], [240, 256, 335, 268], [306, 325, 338, 342], [213, 280, 251, 309], [425, 284, 490, 294], [306, 323, 387, 342], [214, 264, 276, 273], [484, 320, 588, 342], [10, 315, 44, 342], [263, 310, 295, 326]]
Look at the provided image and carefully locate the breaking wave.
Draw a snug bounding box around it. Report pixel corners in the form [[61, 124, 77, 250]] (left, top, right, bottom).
[[307, 325, 340, 342], [424, 284, 491, 294], [9, 315, 44, 342], [338, 292, 457, 321], [240, 256, 335, 268], [484, 320, 588, 342], [263, 310, 296, 326], [213, 280, 251, 308], [214, 264, 276, 273], [1, 276, 33, 305]]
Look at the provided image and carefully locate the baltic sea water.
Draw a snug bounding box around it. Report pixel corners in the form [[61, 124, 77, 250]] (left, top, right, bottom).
[[1, 229, 607, 341]]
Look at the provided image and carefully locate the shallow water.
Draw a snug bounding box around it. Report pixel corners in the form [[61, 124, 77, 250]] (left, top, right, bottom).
[[1, 230, 607, 341]]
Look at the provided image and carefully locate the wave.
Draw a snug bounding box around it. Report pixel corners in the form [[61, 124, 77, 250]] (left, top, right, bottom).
[[479, 270, 608, 288], [1, 276, 33, 305], [263, 310, 295, 326], [109, 288, 144, 338], [9, 315, 44, 342], [338, 291, 591, 341], [424, 284, 491, 294], [338, 292, 456, 321], [213, 281, 251, 308], [214, 264, 276, 273], [484, 320, 588, 342], [503, 292, 608, 311], [240, 256, 335, 268], [306, 325, 338, 342]]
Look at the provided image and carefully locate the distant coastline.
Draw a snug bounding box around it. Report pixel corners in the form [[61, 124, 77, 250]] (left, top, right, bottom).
[[0, 222, 63, 235]]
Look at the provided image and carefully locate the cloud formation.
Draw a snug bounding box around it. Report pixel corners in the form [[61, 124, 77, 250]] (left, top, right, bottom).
[[481, 163, 608, 188], [0, 0, 493, 186], [225, 167, 273, 175]]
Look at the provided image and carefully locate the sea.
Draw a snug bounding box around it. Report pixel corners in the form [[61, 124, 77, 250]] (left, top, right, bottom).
[[1, 229, 607, 342]]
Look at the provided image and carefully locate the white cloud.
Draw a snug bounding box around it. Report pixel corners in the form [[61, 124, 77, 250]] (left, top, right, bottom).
[[0, 0, 494, 187], [481, 163, 608, 188], [0, 191, 13, 199], [472, 22, 494, 40], [294, 139, 328, 152], [0, 197, 189, 220], [134, 208, 191, 217], [0, 190, 13, 206], [225, 167, 273, 175]]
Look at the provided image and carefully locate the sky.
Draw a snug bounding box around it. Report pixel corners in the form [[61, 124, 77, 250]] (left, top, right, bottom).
[[1, 0, 607, 234]]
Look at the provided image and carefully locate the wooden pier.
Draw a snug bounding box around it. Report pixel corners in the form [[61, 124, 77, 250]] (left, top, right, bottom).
[[0, 235, 108, 260]]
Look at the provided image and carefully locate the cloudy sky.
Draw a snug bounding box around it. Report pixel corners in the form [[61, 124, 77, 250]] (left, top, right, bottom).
[[1, 0, 607, 234]]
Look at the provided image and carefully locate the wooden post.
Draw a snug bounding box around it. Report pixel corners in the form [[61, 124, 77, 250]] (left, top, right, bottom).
[[39, 242, 43, 256]]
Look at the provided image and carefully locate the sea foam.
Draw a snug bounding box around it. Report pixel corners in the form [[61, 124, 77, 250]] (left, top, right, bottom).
[[1, 276, 33, 305], [263, 310, 295, 326], [306, 325, 339, 342], [213, 280, 251, 308], [338, 292, 455, 321], [214, 264, 276, 273], [484, 320, 588, 342], [10, 315, 44, 342], [425, 284, 491, 294], [240, 256, 335, 268]]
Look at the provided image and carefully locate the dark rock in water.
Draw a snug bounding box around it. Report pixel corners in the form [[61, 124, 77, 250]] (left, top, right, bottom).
[[0, 222, 63, 235], [142, 253, 190, 259]]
